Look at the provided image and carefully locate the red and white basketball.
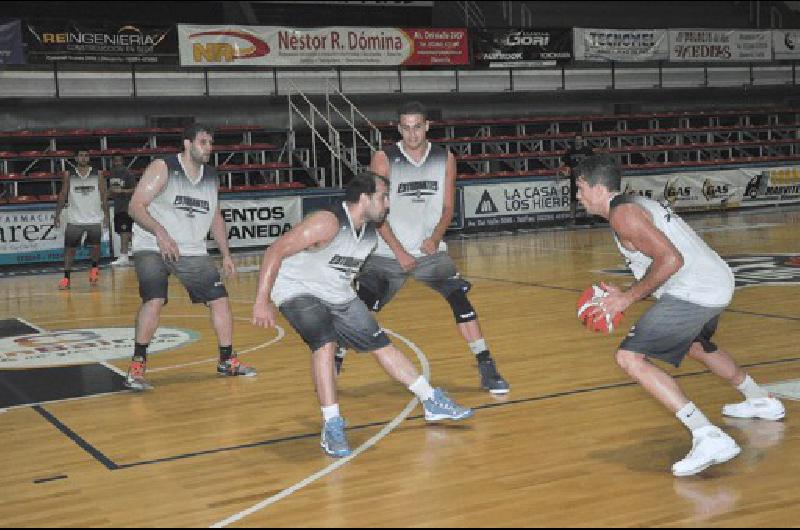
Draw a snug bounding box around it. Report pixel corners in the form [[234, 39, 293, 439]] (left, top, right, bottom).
[[576, 284, 625, 334]]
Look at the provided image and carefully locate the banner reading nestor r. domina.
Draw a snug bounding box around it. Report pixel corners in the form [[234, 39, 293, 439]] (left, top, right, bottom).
[[178, 25, 468, 66]]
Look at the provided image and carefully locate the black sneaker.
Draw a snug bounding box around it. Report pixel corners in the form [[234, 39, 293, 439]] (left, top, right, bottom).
[[334, 346, 346, 376], [478, 358, 510, 395]]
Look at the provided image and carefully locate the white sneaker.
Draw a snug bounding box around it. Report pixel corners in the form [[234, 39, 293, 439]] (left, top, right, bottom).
[[111, 255, 130, 267], [672, 426, 741, 477], [722, 396, 785, 421]]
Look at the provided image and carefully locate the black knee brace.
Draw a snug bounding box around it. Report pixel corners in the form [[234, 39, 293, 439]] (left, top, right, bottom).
[[446, 289, 477, 323], [356, 280, 384, 312]]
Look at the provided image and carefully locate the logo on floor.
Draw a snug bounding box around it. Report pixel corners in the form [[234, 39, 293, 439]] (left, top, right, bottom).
[[595, 254, 800, 288], [0, 327, 198, 368]]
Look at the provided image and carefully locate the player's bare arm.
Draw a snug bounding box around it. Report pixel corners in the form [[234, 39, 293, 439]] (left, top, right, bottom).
[[211, 208, 236, 277], [53, 171, 70, 228], [128, 159, 179, 262], [252, 211, 340, 328], [605, 203, 685, 313], [421, 151, 455, 255]]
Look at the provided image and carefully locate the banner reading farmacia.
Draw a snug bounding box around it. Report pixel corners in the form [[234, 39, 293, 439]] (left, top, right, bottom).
[[178, 25, 468, 67]]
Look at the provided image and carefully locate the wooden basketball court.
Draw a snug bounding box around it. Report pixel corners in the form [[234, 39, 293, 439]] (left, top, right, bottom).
[[1, 206, 798, 527]]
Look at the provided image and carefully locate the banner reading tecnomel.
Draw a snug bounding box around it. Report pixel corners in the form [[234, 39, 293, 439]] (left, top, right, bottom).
[[669, 29, 772, 62], [573, 28, 668, 62], [178, 25, 468, 67]]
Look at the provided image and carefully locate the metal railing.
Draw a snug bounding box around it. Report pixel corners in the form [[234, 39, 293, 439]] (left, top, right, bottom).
[[287, 80, 341, 187]]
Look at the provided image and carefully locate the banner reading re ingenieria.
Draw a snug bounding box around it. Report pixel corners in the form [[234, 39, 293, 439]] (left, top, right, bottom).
[[178, 24, 468, 67]]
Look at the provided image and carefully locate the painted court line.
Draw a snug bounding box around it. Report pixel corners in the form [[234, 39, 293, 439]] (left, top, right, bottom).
[[209, 329, 431, 529]]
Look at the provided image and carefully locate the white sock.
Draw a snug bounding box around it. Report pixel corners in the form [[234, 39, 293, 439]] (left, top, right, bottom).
[[676, 402, 713, 434], [408, 376, 435, 402], [469, 338, 487, 356], [321, 404, 340, 422], [737, 374, 769, 400]]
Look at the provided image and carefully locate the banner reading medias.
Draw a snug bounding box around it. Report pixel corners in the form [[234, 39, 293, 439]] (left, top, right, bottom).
[[473, 28, 571, 68], [207, 197, 302, 250], [669, 29, 772, 62], [573, 28, 668, 62], [0, 19, 25, 65], [773, 29, 800, 60], [463, 181, 571, 229], [178, 25, 468, 66], [25, 23, 177, 64]]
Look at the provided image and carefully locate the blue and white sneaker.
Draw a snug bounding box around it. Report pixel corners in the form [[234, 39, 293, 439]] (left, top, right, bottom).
[[422, 388, 474, 422], [321, 416, 352, 458]]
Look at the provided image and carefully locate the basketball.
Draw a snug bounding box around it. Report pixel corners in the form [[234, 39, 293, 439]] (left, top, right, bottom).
[[576, 284, 624, 334]]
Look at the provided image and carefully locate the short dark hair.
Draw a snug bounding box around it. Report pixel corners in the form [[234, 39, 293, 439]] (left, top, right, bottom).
[[345, 172, 389, 203], [398, 101, 427, 120], [183, 124, 214, 143], [577, 154, 622, 192]]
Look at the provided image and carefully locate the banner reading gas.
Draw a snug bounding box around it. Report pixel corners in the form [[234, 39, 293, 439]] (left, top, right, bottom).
[[178, 25, 468, 67], [573, 28, 668, 62], [621, 166, 800, 209], [669, 29, 772, 62], [463, 181, 571, 229], [207, 197, 302, 250]]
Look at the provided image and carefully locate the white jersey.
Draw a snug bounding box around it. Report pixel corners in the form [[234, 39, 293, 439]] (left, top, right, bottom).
[[610, 194, 734, 307], [133, 154, 218, 257], [65, 169, 104, 225], [375, 142, 448, 258], [272, 202, 378, 306]]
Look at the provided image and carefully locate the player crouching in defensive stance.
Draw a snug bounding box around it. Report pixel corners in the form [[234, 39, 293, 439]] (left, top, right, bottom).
[[576, 154, 785, 477], [251, 173, 473, 458]]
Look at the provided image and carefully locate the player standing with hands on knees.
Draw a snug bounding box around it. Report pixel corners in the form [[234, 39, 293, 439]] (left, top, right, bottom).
[[576, 154, 784, 477]]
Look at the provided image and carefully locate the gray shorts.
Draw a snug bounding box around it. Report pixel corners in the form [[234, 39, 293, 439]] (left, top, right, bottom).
[[356, 252, 470, 311], [64, 223, 102, 248], [619, 295, 724, 367], [134, 251, 228, 305], [279, 295, 391, 353]]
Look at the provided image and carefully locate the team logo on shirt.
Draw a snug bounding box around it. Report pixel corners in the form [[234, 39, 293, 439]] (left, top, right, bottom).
[[398, 181, 438, 203], [74, 185, 97, 196], [596, 254, 800, 288], [174, 195, 210, 218], [328, 255, 365, 277]]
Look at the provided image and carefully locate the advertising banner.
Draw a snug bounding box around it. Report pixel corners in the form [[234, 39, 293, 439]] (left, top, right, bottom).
[[208, 197, 302, 250], [0, 19, 25, 65], [463, 180, 572, 229], [669, 29, 772, 62], [773, 29, 800, 60], [25, 22, 177, 64], [473, 28, 571, 68], [0, 208, 111, 266], [620, 166, 800, 209], [573, 28, 668, 62], [178, 24, 468, 67]]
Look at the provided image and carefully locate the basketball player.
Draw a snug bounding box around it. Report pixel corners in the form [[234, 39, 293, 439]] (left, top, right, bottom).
[[348, 101, 509, 394], [576, 154, 785, 477], [108, 155, 137, 267], [124, 124, 255, 390], [54, 150, 110, 290], [252, 172, 473, 458]]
